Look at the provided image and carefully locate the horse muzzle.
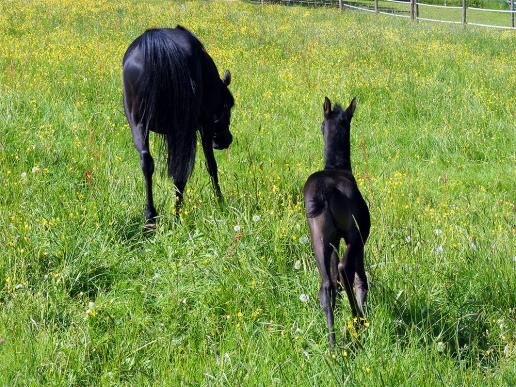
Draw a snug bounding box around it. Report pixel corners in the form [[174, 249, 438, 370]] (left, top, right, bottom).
[[213, 132, 233, 150]]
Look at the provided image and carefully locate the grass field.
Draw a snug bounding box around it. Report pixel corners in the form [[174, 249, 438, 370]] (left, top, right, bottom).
[[1, 0, 515, 384]]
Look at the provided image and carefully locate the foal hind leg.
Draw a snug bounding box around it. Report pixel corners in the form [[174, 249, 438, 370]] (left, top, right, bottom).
[[354, 248, 368, 316], [131, 123, 157, 224], [307, 216, 339, 347], [338, 242, 363, 319]]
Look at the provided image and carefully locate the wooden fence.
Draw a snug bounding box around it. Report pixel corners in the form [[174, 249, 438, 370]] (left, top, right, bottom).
[[255, 0, 516, 30]]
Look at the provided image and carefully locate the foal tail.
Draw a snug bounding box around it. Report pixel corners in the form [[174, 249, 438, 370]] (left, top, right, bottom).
[[305, 189, 329, 219], [128, 28, 197, 184]]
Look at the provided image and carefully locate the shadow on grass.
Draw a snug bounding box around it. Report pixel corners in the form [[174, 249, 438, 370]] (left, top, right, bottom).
[[374, 281, 499, 368]]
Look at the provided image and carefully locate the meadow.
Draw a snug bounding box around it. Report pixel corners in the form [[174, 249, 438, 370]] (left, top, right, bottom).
[[0, 0, 515, 384]]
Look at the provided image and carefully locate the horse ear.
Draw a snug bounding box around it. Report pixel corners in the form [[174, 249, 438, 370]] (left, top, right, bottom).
[[222, 70, 231, 86], [323, 97, 332, 116], [345, 97, 357, 119]]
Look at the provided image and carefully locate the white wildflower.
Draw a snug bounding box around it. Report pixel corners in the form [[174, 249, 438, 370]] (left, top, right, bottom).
[[294, 260, 301, 270], [433, 245, 444, 254], [20, 172, 27, 179], [233, 225, 241, 232], [299, 294, 309, 302], [252, 215, 260, 222], [436, 341, 446, 352], [31, 166, 40, 173], [434, 229, 442, 236], [405, 235, 412, 243], [299, 235, 309, 244]]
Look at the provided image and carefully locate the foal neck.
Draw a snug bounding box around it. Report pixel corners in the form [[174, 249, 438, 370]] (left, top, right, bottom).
[[324, 130, 351, 171]]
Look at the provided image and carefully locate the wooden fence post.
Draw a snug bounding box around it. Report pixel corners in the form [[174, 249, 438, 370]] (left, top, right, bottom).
[[410, 0, 415, 20], [375, 0, 378, 13], [462, 0, 467, 25], [339, 0, 343, 11], [511, 0, 515, 28]]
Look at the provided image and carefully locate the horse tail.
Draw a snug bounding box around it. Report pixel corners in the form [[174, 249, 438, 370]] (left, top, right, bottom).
[[129, 28, 197, 184]]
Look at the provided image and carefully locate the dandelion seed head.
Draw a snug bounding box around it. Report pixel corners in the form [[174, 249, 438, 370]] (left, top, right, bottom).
[[233, 225, 241, 232], [299, 235, 309, 244], [252, 215, 260, 222], [299, 294, 309, 302], [436, 341, 446, 352], [433, 245, 444, 254]]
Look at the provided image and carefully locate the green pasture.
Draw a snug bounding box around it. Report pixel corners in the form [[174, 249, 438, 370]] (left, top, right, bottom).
[[0, 0, 514, 384]]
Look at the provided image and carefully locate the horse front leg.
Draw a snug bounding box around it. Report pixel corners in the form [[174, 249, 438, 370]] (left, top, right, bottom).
[[141, 149, 157, 224], [201, 130, 223, 202], [174, 179, 186, 218], [130, 122, 157, 227]]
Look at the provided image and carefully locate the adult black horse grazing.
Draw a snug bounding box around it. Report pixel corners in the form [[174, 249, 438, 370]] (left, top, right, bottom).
[[123, 26, 234, 224], [303, 97, 371, 347]]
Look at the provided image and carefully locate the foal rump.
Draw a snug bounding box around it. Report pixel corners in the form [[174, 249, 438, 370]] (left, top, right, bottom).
[[123, 28, 198, 183], [304, 188, 329, 219]]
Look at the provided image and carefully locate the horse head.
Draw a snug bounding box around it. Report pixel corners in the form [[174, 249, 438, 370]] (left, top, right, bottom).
[[212, 70, 234, 150]]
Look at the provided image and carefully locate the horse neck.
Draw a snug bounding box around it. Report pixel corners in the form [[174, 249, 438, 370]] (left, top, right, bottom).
[[324, 131, 351, 171]]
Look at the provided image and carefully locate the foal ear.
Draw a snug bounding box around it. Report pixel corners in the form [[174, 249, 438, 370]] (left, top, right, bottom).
[[323, 96, 332, 116], [222, 70, 231, 86], [345, 97, 357, 120]]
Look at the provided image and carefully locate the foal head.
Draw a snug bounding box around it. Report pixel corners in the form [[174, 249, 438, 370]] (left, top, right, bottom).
[[321, 96, 356, 170], [212, 70, 235, 150]]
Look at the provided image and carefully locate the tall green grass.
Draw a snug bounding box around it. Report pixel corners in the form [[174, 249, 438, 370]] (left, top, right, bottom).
[[0, 0, 514, 384]]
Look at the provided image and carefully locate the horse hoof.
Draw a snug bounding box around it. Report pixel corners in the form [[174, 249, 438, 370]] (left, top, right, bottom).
[[144, 220, 157, 231]]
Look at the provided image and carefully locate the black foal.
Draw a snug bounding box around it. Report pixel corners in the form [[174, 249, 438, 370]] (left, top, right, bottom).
[[303, 97, 371, 346]]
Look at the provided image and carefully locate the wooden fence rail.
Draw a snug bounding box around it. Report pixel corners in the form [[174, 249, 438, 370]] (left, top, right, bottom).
[[254, 0, 516, 30]]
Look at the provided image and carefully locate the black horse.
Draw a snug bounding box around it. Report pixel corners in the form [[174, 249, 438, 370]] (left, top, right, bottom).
[[122, 26, 234, 224], [303, 97, 371, 346]]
